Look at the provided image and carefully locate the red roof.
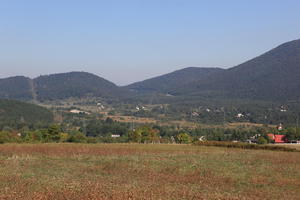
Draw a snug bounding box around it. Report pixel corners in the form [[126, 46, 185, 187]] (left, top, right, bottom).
[[267, 134, 286, 143]]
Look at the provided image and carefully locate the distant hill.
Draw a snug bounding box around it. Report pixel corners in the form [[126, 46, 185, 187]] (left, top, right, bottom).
[[1, 39, 300, 103], [34, 72, 125, 101], [0, 72, 128, 102], [0, 76, 33, 100], [0, 99, 53, 129], [125, 67, 224, 94], [172, 39, 300, 101]]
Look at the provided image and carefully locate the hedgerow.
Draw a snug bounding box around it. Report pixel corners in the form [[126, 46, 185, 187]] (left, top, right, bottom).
[[194, 141, 299, 152]]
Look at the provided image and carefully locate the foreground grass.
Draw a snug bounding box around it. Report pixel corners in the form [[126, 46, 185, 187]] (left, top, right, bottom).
[[0, 144, 299, 200]]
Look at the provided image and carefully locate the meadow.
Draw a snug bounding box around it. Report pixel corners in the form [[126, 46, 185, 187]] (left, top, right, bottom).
[[0, 143, 299, 200]]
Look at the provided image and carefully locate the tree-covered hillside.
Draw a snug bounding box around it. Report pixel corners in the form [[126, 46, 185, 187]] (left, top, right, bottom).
[[0, 99, 53, 129], [0, 76, 33, 100], [125, 67, 223, 94], [34, 72, 127, 101], [173, 39, 300, 101], [0, 39, 300, 104], [0, 72, 129, 102]]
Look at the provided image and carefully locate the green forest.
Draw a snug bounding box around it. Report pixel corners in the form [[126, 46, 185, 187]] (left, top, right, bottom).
[[1, 100, 299, 144]]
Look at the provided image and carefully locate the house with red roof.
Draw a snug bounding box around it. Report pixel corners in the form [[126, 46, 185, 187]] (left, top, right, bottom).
[[267, 134, 287, 143]]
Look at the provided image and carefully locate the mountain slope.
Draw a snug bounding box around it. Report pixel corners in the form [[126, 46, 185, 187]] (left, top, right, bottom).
[[0, 39, 299, 103], [125, 67, 224, 94], [173, 39, 300, 101], [0, 72, 129, 101], [0, 99, 53, 128], [0, 76, 33, 100], [34, 72, 126, 101]]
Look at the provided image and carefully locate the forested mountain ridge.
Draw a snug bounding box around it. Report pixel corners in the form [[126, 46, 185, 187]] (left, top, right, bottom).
[[0, 39, 300, 103], [0, 76, 33, 100], [0, 72, 128, 101], [34, 72, 126, 101], [125, 67, 224, 94], [171, 39, 300, 101]]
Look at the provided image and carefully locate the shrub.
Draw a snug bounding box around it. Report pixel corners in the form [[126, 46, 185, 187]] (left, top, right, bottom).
[[59, 133, 70, 142], [0, 131, 22, 143], [176, 133, 191, 144], [67, 132, 87, 143], [128, 130, 142, 143], [257, 136, 268, 144], [45, 125, 61, 142]]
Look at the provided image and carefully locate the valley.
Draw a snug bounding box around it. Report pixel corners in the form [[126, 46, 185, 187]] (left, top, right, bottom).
[[2, 1, 300, 199], [0, 39, 300, 147]]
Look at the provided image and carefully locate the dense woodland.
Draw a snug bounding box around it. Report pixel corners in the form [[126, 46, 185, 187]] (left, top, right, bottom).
[[125, 67, 224, 94], [129, 39, 300, 102], [0, 76, 33, 100], [0, 99, 299, 144], [34, 72, 126, 101], [0, 99, 53, 130]]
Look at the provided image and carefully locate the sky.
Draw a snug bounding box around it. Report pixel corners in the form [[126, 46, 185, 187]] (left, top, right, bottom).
[[0, 0, 300, 86]]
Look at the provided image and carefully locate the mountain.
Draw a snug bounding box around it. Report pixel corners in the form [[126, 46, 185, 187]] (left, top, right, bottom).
[[0, 76, 33, 100], [0, 72, 128, 102], [172, 39, 300, 101], [34, 72, 126, 101], [0, 99, 53, 129], [1, 39, 299, 103], [125, 67, 224, 94]]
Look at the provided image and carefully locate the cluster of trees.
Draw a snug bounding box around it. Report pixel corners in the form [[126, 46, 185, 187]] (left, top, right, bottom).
[[284, 127, 300, 141], [1, 110, 300, 144], [128, 126, 160, 143], [85, 118, 129, 137], [118, 98, 300, 126], [0, 124, 102, 144], [0, 120, 191, 144], [0, 99, 53, 130], [0, 125, 79, 143]]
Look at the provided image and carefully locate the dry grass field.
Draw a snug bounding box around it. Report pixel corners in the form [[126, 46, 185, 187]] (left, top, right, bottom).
[[0, 143, 299, 200]]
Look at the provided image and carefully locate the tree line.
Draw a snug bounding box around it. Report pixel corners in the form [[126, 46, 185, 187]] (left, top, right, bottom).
[[1, 116, 299, 144]]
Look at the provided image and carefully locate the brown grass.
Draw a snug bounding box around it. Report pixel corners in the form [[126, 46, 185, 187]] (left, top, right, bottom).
[[0, 143, 299, 200], [195, 141, 299, 152]]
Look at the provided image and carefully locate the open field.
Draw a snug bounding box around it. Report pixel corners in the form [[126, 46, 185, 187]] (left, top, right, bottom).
[[42, 101, 277, 129], [0, 144, 299, 200]]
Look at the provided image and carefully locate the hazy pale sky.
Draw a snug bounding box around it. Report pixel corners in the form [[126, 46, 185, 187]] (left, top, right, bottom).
[[1, 0, 300, 85]]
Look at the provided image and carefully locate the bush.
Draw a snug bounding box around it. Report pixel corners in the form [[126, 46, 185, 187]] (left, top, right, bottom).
[[176, 133, 191, 144], [67, 132, 87, 143], [59, 133, 69, 142], [257, 136, 268, 144], [0, 131, 23, 143]]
